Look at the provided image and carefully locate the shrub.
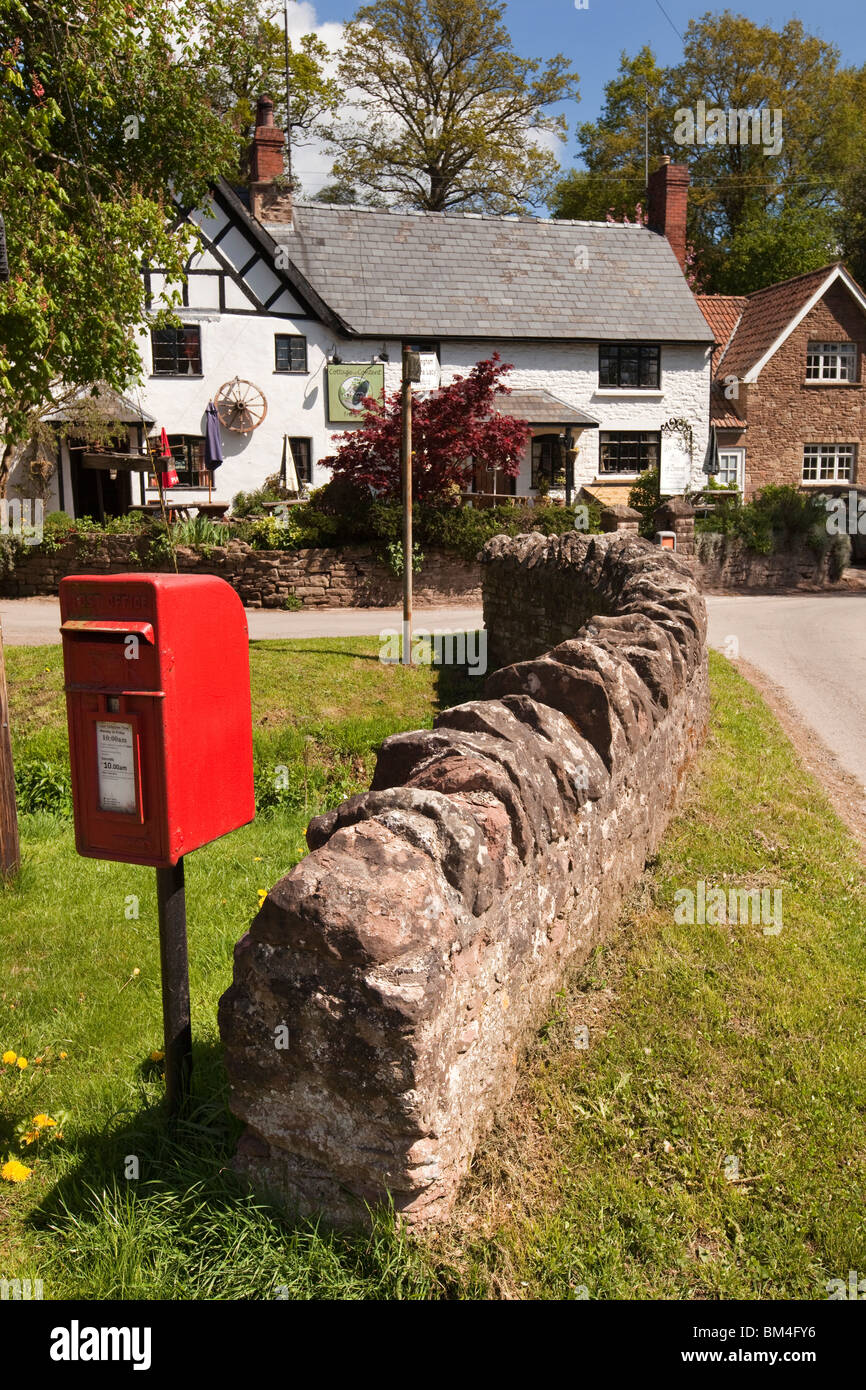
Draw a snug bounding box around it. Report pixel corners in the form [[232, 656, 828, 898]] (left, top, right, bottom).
[[696, 485, 828, 557], [231, 485, 283, 518], [170, 517, 232, 549], [628, 468, 661, 538], [15, 760, 72, 816]]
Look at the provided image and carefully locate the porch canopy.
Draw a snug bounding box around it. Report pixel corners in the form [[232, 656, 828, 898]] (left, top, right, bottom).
[[489, 390, 599, 430], [44, 385, 155, 429], [45, 387, 156, 472]]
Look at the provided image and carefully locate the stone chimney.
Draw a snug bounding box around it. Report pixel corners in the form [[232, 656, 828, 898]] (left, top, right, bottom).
[[249, 95, 294, 225], [647, 156, 689, 273]]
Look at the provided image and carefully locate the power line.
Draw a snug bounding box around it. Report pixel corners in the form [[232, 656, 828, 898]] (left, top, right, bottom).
[[654, 0, 685, 43]]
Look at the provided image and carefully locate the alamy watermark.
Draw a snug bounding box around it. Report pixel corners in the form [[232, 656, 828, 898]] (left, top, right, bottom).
[[1, 1277, 44, 1300], [0, 498, 43, 544], [674, 880, 782, 935], [825, 491, 866, 535], [674, 101, 783, 157], [379, 628, 488, 676], [826, 1270, 866, 1299]]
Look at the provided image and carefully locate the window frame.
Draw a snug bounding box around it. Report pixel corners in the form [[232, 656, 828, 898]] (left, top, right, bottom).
[[598, 430, 661, 476], [598, 343, 661, 390], [287, 436, 313, 487], [805, 341, 857, 384], [802, 443, 856, 483], [274, 333, 308, 374], [716, 447, 745, 491], [150, 324, 202, 376], [402, 340, 440, 358], [148, 434, 210, 489]]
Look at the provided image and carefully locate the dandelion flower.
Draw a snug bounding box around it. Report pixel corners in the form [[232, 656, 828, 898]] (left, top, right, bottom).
[[2, 1051, 17, 1065], [149, 1050, 165, 1062], [58, 1052, 68, 1060], [16, 1057, 27, 1070], [32, 1114, 56, 1129], [1, 1159, 32, 1183], [22, 1131, 39, 1146]]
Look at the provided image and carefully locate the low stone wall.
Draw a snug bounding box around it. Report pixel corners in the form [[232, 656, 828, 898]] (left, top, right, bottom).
[[218, 532, 710, 1226], [695, 534, 840, 590], [0, 537, 479, 608]]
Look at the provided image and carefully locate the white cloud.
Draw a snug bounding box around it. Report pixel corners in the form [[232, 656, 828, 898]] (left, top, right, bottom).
[[282, 1, 345, 195]]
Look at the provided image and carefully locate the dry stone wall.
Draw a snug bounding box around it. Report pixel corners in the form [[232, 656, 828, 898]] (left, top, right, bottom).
[[0, 537, 479, 608], [218, 532, 710, 1226]]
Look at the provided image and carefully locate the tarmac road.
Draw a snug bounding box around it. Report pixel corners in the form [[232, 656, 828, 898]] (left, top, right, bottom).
[[4, 591, 864, 794], [705, 593, 866, 795], [0, 596, 484, 645]]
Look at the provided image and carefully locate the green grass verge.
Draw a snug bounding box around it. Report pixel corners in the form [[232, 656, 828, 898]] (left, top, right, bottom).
[[1, 647, 864, 1299]]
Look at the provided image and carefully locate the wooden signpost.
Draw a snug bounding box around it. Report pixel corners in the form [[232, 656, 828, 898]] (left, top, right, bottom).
[[0, 613, 20, 878]]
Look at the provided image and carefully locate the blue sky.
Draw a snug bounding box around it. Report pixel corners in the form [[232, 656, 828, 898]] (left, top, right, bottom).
[[290, 1, 866, 196]]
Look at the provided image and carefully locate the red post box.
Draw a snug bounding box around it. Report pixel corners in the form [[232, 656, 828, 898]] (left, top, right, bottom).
[[60, 573, 254, 867]]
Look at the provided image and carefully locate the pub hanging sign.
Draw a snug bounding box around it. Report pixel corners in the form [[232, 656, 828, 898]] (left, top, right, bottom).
[[327, 362, 385, 423]]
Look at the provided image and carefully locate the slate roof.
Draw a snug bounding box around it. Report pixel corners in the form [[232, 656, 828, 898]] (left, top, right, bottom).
[[491, 390, 599, 426], [45, 386, 155, 425], [266, 202, 714, 344]]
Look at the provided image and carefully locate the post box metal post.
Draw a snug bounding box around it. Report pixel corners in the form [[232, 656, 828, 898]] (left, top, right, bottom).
[[60, 573, 255, 1115]]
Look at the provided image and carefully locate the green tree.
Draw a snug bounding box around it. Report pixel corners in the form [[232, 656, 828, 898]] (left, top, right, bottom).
[[553, 12, 866, 292], [713, 202, 839, 295], [552, 46, 667, 223], [326, 0, 579, 213], [0, 0, 236, 494], [197, 0, 339, 183], [666, 11, 862, 282]]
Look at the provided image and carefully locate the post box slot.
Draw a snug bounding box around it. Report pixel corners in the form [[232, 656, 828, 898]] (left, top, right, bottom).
[[64, 684, 165, 698], [61, 620, 155, 644]]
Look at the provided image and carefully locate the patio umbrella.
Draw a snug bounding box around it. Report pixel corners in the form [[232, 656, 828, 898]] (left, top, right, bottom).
[[702, 425, 721, 477], [204, 401, 224, 503], [283, 436, 300, 495]]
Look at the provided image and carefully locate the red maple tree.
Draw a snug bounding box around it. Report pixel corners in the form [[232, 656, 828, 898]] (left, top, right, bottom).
[[320, 355, 530, 501]]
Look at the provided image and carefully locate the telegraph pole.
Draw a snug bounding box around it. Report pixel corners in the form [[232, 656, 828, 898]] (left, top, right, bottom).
[[283, 0, 293, 189], [0, 210, 19, 878], [0, 613, 20, 878], [401, 347, 417, 665]]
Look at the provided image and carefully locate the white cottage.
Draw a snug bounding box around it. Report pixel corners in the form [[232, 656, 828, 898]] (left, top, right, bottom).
[[39, 99, 713, 519]]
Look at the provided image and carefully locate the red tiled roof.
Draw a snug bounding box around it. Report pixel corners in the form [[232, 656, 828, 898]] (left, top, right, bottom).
[[717, 264, 843, 381], [696, 296, 750, 426], [696, 295, 748, 374], [709, 384, 747, 429], [695, 264, 866, 424]]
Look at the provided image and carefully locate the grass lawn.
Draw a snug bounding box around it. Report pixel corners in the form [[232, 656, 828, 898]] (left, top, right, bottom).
[[1, 642, 864, 1300]]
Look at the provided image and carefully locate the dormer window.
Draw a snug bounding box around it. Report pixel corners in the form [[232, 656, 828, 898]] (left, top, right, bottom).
[[805, 342, 856, 382], [599, 343, 660, 389]]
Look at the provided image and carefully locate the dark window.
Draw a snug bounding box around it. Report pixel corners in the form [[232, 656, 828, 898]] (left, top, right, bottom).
[[599, 343, 660, 389], [531, 435, 566, 490], [275, 334, 308, 373], [599, 431, 660, 474], [402, 340, 440, 357], [149, 435, 210, 487], [287, 437, 312, 486], [151, 325, 202, 375]]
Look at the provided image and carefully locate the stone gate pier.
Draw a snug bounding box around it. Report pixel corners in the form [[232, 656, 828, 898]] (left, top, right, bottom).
[[218, 532, 709, 1225]]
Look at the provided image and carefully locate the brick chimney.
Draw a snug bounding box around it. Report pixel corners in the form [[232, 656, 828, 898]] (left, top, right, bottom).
[[647, 156, 689, 273], [249, 95, 294, 225]]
